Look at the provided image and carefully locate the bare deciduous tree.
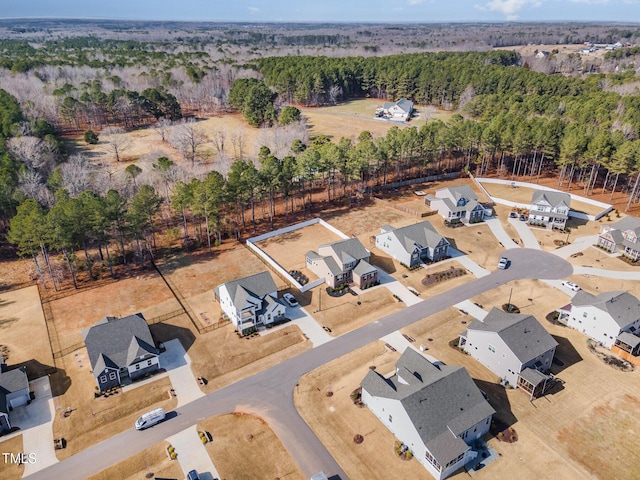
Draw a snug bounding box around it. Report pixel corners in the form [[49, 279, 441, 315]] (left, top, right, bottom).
[[152, 117, 172, 143], [169, 118, 209, 165], [60, 154, 95, 197], [6, 136, 56, 173], [101, 126, 131, 162], [230, 131, 245, 161]]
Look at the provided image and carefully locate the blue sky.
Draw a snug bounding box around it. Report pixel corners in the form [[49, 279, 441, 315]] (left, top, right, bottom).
[[2, 0, 640, 23]]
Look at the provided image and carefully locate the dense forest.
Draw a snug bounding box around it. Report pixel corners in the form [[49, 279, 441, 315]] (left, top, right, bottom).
[[2, 22, 640, 291]]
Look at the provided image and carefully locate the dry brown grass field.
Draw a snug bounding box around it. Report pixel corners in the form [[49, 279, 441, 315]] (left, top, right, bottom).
[[48, 271, 180, 351], [0, 285, 54, 378], [321, 202, 414, 240], [199, 413, 305, 480], [0, 435, 24, 480], [87, 440, 182, 480], [52, 352, 177, 460]]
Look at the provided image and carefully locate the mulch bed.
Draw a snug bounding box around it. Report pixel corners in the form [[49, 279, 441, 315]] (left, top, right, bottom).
[[422, 267, 466, 287]]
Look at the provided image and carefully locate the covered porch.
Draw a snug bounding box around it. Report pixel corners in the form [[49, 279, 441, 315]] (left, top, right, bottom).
[[613, 332, 640, 356], [517, 367, 552, 401]]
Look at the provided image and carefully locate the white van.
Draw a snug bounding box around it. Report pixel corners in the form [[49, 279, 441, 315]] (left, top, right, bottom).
[[135, 407, 165, 430]]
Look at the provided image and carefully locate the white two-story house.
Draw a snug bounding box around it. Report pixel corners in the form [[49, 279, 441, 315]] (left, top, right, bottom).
[[214, 271, 286, 335], [375, 221, 450, 268], [306, 238, 378, 289], [361, 348, 495, 480], [425, 186, 486, 224], [459, 308, 557, 399], [597, 216, 640, 261], [556, 290, 640, 349], [528, 190, 571, 230]]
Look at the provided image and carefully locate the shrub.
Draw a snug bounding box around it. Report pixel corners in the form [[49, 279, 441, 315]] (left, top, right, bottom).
[[84, 129, 99, 144]]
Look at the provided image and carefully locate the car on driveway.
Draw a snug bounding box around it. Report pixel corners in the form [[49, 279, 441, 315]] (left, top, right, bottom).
[[561, 281, 581, 292], [282, 293, 299, 307], [509, 211, 517, 218], [519, 214, 527, 221], [498, 257, 509, 269]]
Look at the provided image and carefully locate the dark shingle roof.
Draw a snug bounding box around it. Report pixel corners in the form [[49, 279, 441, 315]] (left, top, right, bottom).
[[214, 271, 278, 310], [352, 260, 377, 276], [384, 221, 448, 254], [319, 238, 370, 265], [468, 308, 558, 364], [361, 348, 494, 465], [83, 313, 158, 377], [0, 366, 29, 415], [572, 290, 640, 329], [531, 190, 571, 208]]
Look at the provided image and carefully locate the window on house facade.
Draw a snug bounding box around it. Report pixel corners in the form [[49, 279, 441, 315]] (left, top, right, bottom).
[[389, 414, 392, 423], [109, 372, 116, 380], [147, 360, 153, 366], [135, 364, 141, 370], [583, 312, 588, 318], [100, 375, 107, 383], [488, 345, 496, 353]]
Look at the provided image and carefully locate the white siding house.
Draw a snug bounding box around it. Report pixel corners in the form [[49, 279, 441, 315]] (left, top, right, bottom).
[[528, 190, 571, 230], [380, 98, 414, 120], [597, 216, 640, 261], [426, 186, 485, 223], [214, 271, 286, 335], [459, 308, 557, 397], [375, 221, 450, 268], [361, 348, 494, 480], [0, 363, 30, 433], [557, 290, 640, 349]]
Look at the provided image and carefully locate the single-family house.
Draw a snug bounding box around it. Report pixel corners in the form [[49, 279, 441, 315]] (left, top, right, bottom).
[[0, 362, 30, 433], [535, 50, 550, 58], [528, 190, 571, 230], [380, 98, 414, 120], [214, 271, 286, 334], [306, 238, 378, 289], [597, 216, 640, 261], [425, 186, 486, 223], [375, 221, 450, 268], [556, 290, 640, 349], [361, 348, 495, 480], [83, 313, 160, 392], [459, 308, 557, 398]]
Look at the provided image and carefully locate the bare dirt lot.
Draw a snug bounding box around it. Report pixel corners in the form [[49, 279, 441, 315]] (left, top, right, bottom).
[[52, 350, 177, 460], [0, 285, 54, 378], [199, 412, 305, 480], [319, 202, 414, 240], [255, 222, 343, 275], [87, 440, 182, 480], [0, 435, 24, 480], [48, 271, 180, 351]]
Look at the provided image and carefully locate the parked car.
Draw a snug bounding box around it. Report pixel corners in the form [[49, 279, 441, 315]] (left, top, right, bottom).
[[498, 257, 509, 270], [282, 293, 299, 307], [187, 471, 200, 480], [509, 212, 517, 218], [561, 281, 581, 292], [519, 214, 527, 221]]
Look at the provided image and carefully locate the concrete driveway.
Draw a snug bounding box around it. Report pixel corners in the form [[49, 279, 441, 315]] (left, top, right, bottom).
[[485, 218, 520, 250], [508, 217, 542, 249], [449, 248, 491, 278], [168, 426, 220, 480], [7, 376, 58, 476], [278, 306, 332, 347], [160, 339, 204, 408]]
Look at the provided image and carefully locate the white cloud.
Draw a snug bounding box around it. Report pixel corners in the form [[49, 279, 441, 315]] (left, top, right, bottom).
[[477, 0, 542, 19], [248, 6, 260, 14]]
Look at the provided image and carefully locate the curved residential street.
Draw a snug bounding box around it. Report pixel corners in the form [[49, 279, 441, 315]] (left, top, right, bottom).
[[25, 249, 573, 480]]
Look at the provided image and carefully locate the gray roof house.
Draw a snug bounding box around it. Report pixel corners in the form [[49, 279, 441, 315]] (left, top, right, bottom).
[[0, 362, 30, 432], [381, 98, 414, 120], [361, 348, 494, 480], [375, 221, 450, 268], [597, 216, 640, 261], [214, 271, 286, 334], [528, 190, 571, 230], [426, 186, 486, 223], [306, 238, 378, 289], [459, 308, 557, 398], [557, 290, 640, 349], [83, 313, 160, 392]]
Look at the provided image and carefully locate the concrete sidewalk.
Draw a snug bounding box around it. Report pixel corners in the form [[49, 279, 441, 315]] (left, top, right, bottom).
[[8, 377, 58, 476], [508, 217, 541, 250], [168, 426, 220, 480], [572, 266, 640, 280], [485, 218, 520, 250], [449, 249, 491, 278], [454, 300, 488, 321], [159, 339, 204, 408]]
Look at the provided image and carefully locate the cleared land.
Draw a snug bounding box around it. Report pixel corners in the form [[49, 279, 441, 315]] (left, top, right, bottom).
[[479, 181, 608, 216], [199, 413, 305, 480], [294, 341, 432, 479], [87, 440, 182, 480], [0, 285, 54, 378], [0, 435, 24, 480], [321, 201, 414, 241], [48, 271, 180, 351], [52, 350, 177, 460], [255, 221, 343, 276]]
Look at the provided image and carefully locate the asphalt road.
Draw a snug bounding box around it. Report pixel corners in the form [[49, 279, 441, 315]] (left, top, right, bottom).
[[25, 249, 572, 480]]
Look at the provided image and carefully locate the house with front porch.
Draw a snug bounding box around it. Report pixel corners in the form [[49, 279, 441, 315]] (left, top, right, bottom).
[[361, 348, 495, 480], [459, 308, 557, 399], [214, 271, 286, 335], [556, 290, 640, 349], [380, 98, 414, 120], [306, 238, 378, 289], [375, 221, 450, 268], [527, 190, 571, 230], [425, 186, 486, 223], [0, 362, 30, 433], [597, 216, 640, 261], [83, 313, 160, 392]]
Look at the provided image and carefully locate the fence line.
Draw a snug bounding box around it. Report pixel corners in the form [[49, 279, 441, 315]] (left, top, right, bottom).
[[370, 172, 460, 192], [371, 197, 435, 218]]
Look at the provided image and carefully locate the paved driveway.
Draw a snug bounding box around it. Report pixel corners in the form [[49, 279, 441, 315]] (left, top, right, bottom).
[[25, 249, 573, 480], [8, 377, 58, 476], [168, 426, 220, 480], [160, 339, 204, 407], [278, 306, 332, 347], [485, 218, 520, 250], [508, 217, 542, 249]]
